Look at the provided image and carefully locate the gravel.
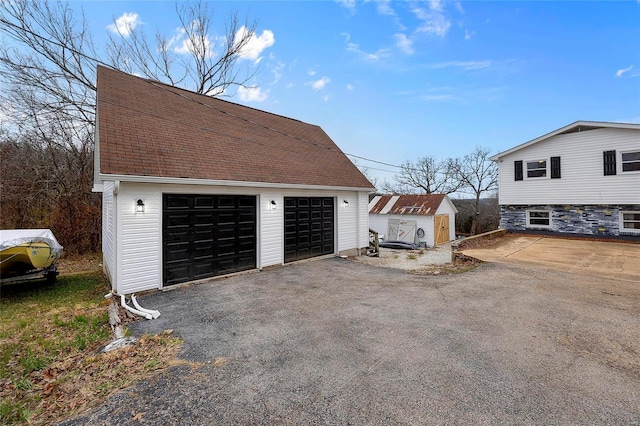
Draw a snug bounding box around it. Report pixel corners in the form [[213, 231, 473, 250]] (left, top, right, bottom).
[[62, 258, 640, 425]]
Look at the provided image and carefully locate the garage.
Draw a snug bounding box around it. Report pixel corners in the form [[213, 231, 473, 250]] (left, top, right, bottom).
[[284, 197, 334, 263], [163, 194, 256, 286]]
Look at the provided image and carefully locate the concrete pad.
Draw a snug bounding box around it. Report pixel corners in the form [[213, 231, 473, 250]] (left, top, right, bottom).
[[462, 235, 640, 282]]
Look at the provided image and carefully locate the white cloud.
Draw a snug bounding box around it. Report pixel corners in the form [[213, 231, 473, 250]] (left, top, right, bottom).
[[347, 42, 391, 61], [615, 65, 633, 77], [394, 33, 414, 55], [311, 77, 331, 91], [271, 62, 285, 85], [346, 84, 355, 91], [341, 32, 351, 43], [464, 29, 474, 40], [430, 60, 492, 70], [237, 86, 268, 102], [377, 0, 396, 16], [285, 82, 295, 89], [308, 69, 317, 76], [107, 12, 139, 37], [235, 26, 275, 63], [422, 94, 456, 102], [429, 0, 443, 12], [336, 0, 356, 11], [168, 22, 216, 57], [323, 95, 330, 102]]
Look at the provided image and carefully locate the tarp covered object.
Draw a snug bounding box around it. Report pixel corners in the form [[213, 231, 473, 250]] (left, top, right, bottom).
[[0, 229, 64, 257]]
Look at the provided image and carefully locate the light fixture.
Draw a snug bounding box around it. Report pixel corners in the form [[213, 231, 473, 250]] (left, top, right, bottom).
[[342, 200, 349, 208], [136, 199, 145, 213], [269, 200, 277, 210]]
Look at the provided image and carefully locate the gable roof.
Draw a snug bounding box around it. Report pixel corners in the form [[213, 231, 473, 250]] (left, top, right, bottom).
[[490, 121, 640, 161], [369, 194, 449, 216], [96, 66, 374, 190]]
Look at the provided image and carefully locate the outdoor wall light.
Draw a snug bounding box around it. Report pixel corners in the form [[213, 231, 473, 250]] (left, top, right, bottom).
[[342, 200, 349, 208], [136, 199, 145, 213], [270, 200, 277, 210]]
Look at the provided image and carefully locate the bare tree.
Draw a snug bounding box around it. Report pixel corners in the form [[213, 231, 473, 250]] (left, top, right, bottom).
[[0, 0, 263, 252], [106, 2, 258, 96], [448, 146, 498, 235], [392, 156, 461, 194]]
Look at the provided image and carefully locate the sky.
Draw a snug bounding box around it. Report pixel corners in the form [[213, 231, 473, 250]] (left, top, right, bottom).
[[75, 1, 640, 185]]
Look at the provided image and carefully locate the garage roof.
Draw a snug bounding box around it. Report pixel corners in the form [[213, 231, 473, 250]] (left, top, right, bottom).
[[96, 66, 374, 189], [369, 194, 448, 216]]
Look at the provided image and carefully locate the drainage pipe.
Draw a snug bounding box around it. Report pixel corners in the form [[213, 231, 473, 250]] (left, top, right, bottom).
[[131, 294, 161, 319], [120, 294, 152, 320]]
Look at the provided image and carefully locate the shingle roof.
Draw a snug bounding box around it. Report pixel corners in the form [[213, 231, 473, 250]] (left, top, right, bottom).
[[96, 66, 374, 189], [369, 194, 447, 215]]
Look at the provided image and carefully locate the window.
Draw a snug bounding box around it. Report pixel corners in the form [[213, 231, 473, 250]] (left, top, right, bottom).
[[621, 151, 640, 172], [526, 210, 551, 228], [620, 211, 640, 233], [526, 160, 547, 178], [550, 156, 561, 179]]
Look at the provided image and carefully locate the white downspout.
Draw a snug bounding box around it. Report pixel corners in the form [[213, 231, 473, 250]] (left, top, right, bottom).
[[120, 294, 152, 320], [131, 294, 161, 319]]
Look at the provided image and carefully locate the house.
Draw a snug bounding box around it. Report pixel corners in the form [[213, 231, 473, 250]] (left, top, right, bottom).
[[491, 121, 640, 239], [368, 194, 457, 247], [93, 66, 375, 295]]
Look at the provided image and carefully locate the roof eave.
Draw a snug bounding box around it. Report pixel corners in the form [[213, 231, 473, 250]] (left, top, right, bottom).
[[490, 120, 640, 161], [98, 173, 375, 192]]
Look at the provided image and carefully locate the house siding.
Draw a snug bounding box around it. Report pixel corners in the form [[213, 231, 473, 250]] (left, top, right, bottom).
[[500, 204, 640, 237], [369, 214, 435, 246], [101, 181, 116, 290], [109, 181, 368, 294], [497, 128, 640, 205]]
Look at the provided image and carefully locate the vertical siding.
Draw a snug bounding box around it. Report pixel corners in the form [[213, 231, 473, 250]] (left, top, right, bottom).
[[498, 128, 640, 205], [117, 185, 162, 294], [435, 198, 458, 241], [101, 181, 116, 290], [259, 192, 283, 268], [368, 214, 389, 239]]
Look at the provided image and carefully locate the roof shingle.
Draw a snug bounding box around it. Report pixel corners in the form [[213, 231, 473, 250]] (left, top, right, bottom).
[[97, 66, 374, 189]]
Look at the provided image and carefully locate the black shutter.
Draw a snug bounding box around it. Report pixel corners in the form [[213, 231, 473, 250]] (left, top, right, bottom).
[[550, 156, 561, 179], [514, 160, 523, 181], [603, 150, 617, 176]]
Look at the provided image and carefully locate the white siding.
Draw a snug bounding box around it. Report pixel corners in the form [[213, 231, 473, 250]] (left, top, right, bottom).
[[101, 181, 116, 290], [110, 182, 369, 294], [260, 192, 283, 268], [369, 214, 435, 246], [497, 128, 640, 205]]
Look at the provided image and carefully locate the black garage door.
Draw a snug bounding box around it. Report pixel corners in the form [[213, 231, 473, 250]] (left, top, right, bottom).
[[163, 194, 256, 286], [284, 197, 334, 263]]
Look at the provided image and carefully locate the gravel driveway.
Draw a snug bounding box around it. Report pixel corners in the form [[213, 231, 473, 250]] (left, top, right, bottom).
[[63, 258, 639, 425]]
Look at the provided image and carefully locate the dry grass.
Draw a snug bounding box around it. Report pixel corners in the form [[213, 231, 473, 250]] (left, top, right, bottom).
[[0, 254, 185, 425], [408, 261, 480, 276]]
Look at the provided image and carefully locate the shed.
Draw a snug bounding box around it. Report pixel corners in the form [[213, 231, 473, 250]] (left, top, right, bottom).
[[93, 66, 375, 295], [369, 194, 457, 247]]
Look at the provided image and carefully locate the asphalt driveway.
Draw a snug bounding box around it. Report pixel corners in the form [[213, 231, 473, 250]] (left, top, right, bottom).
[[64, 258, 639, 425]]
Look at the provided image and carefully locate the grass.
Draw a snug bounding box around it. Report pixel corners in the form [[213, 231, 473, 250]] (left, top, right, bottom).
[[0, 267, 183, 425]]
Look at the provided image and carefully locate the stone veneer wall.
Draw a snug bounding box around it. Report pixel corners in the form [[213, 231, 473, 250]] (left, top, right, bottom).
[[500, 205, 640, 237]]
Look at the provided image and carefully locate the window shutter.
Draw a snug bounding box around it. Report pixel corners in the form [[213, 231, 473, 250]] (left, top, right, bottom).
[[603, 150, 617, 176], [550, 156, 561, 179], [514, 160, 523, 181]]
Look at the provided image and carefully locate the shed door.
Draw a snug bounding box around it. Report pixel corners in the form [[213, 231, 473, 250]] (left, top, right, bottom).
[[284, 197, 334, 263], [434, 214, 450, 245], [163, 194, 256, 286]]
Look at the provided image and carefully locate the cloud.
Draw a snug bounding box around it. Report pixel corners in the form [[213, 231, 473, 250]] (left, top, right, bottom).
[[429, 0, 443, 12], [430, 60, 492, 70], [107, 12, 139, 37], [615, 65, 633, 77], [377, 0, 396, 16], [335, 0, 356, 11], [411, 0, 463, 38], [168, 22, 216, 57], [464, 29, 474, 40], [308, 69, 317, 76], [235, 26, 275, 63], [237, 86, 268, 102], [271, 62, 285, 85], [322, 95, 330, 102], [394, 33, 414, 55], [346, 42, 391, 61], [346, 84, 355, 91], [311, 77, 331, 91], [422, 94, 457, 102]]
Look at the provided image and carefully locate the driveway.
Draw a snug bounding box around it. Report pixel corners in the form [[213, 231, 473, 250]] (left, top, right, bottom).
[[63, 259, 639, 425], [461, 235, 640, 282]]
